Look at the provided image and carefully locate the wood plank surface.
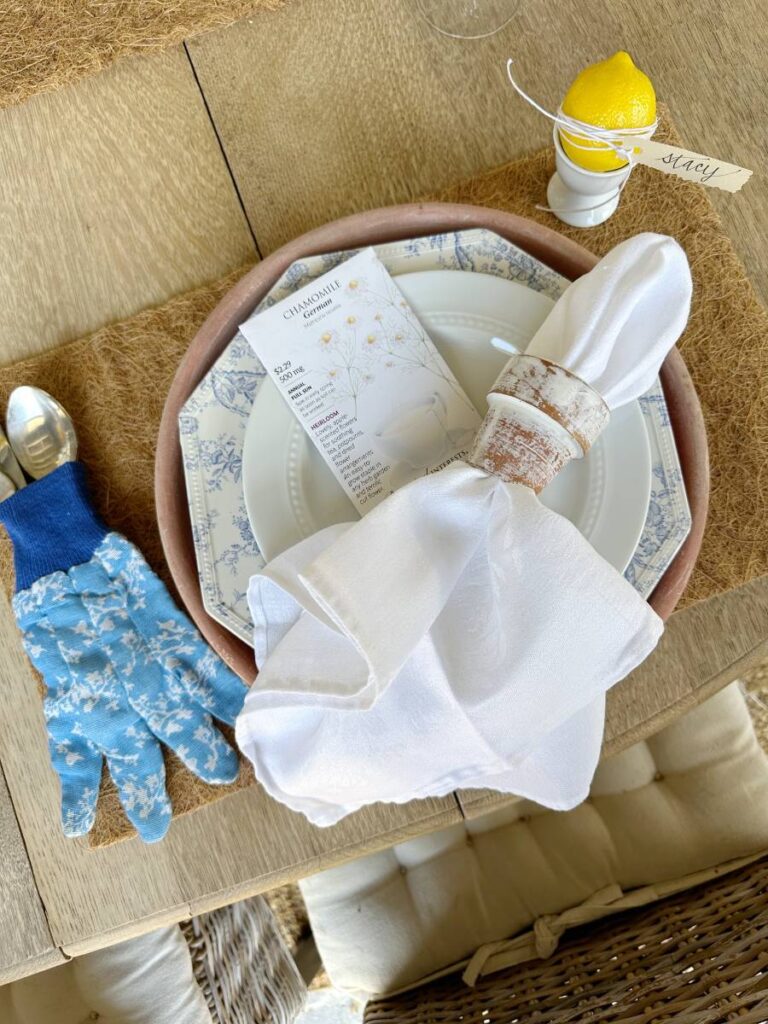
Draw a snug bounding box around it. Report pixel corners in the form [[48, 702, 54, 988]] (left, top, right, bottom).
[[187, 0, 767, 303], [0, 45, 254, 362], [0, 762, 64, 983]]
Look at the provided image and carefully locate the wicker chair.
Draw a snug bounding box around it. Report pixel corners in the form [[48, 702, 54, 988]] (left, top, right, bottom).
[[363, 856, 768, 1024], [181, 894, 307, 1024]]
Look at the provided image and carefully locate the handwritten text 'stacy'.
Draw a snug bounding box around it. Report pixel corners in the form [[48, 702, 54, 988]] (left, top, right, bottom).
[[240, 248, 481, 516], [632, 138, 752, 193]]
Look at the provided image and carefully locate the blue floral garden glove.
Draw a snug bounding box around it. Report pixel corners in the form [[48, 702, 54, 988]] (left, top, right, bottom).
[[0, 462, 247, 842]]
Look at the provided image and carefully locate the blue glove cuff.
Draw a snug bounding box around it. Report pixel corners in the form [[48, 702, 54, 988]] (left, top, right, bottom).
[[0, 462, 109, 592]]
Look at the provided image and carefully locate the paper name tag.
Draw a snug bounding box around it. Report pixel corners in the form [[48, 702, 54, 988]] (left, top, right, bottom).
[[632, 138, 752, 193], [241, 248, 481, 515]]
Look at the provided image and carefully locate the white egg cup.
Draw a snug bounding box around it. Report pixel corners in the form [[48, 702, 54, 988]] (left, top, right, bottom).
[[546, 125, 640, 228]]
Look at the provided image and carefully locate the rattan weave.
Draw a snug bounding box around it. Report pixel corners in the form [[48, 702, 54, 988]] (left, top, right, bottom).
[[181, 894, 306, 1024], [364, 856, 768, 1024]]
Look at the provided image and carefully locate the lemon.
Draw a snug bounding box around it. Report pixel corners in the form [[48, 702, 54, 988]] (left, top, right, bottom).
[[560, 51, 656, 173]]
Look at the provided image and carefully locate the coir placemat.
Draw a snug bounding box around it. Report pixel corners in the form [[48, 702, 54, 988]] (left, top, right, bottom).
[[1, 113, 766, 845], [0, 266, 260, 846], [0, 0, 284, 111]]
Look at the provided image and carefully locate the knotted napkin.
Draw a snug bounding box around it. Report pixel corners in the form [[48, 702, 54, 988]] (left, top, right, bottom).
[[236, 233, 693, 825]]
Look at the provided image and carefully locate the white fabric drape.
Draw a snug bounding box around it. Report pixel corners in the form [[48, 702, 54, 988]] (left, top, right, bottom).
[[236, 233, 693, 826]]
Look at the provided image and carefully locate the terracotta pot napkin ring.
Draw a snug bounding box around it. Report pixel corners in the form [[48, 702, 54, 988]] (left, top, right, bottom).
[[467, 354, 609, 493]]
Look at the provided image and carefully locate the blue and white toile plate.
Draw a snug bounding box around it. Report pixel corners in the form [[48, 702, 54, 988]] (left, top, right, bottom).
[[179, 229, 691, 644]]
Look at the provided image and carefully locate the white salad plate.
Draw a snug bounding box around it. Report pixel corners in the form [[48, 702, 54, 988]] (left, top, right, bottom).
[[243, 270, 652, 572], [179, 228, 691, 645]]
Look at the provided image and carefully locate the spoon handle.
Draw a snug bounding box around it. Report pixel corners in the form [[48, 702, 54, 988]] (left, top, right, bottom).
[[0, 469, 16, 502], [0, 427, 26, 490]]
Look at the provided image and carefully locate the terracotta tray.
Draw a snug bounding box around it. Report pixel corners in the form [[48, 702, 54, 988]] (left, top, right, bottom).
[[156, 203, 709, 682]]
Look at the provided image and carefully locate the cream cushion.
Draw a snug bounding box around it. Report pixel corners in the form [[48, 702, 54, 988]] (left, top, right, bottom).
[[0, 925, 212, 1024], [301, 683, 768, 997]]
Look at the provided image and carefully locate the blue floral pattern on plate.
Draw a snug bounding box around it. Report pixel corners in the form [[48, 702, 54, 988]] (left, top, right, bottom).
[[180, 228, 691, 643]]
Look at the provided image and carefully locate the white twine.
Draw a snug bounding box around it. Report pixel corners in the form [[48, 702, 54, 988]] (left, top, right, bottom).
[[505, 59, 658, 216]]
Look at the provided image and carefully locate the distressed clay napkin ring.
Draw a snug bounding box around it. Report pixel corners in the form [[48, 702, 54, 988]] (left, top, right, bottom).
[[467, 354, 610, 492]]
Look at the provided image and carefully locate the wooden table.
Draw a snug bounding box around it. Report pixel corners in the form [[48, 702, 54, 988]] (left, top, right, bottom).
[[0, 0, 766, 984]]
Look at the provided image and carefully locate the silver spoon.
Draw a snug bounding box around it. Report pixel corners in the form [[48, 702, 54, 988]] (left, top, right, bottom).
[[0, 424, 26, 489], [0, 469, 16, 502], [6, 387, 78, 480]]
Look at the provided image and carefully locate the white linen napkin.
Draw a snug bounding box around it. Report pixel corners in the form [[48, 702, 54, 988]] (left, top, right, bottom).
[[236, 233, 693, 825]]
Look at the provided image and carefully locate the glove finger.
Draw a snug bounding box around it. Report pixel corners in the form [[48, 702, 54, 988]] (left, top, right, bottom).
[[104, 733, 172, 844], [15, 593, 103, 839], [144, 696, 240, 785], [69, 682, 174, 843], [171, 641, 247, 728], [138, 587, 247, 726], [46, 709, 102, 838], [69, 592, 242, 786], [92, 535, 247, 725], [49, 624, 175, 844]]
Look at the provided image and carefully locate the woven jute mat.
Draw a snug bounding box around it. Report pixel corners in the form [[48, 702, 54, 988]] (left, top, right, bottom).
[[2, 112, 767, 846], [0, 0, 284, 111]]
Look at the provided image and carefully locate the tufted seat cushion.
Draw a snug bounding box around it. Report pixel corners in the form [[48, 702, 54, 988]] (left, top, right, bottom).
[[301, 683, 768, 997], [0, 925, 212, 1024]]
